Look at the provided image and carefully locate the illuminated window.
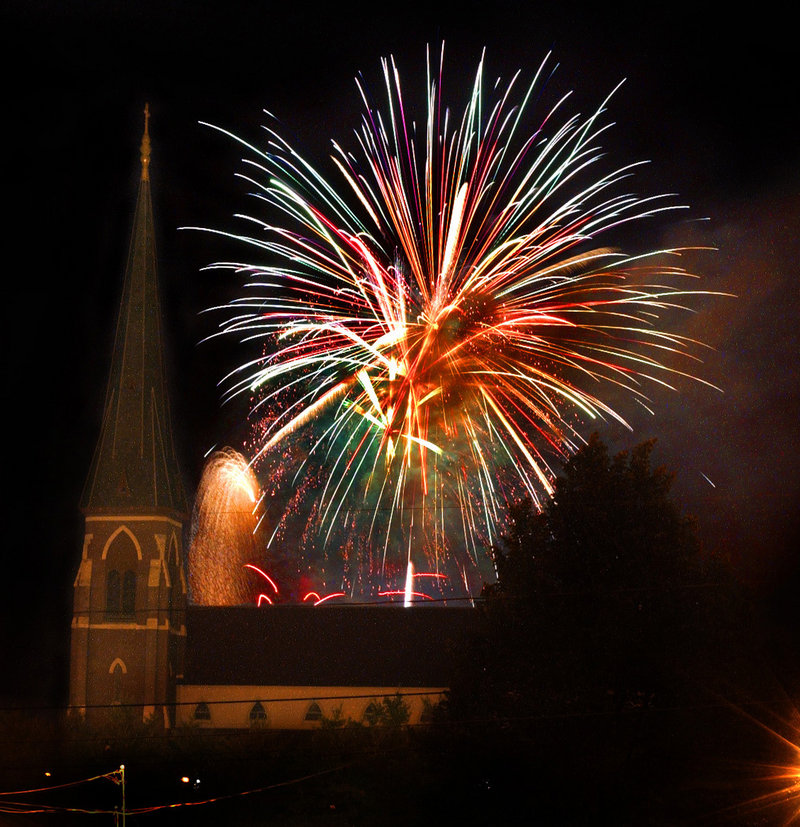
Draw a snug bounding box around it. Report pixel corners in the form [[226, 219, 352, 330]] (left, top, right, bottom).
[[304, 702, 322, 722], [249, 701, 267, 724], [193, 702, 211, 721], [106, 570, 121, 614], [121, 571, 136, 617]]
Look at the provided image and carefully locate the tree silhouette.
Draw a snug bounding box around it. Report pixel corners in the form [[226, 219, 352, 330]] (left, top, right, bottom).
[[450, 434, 728, 721], [496, 434, 700, 596]]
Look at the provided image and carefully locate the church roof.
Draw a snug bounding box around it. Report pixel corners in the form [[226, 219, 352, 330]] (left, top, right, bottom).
[[182, 605, 480, 687], [81, 106, 187, 517]]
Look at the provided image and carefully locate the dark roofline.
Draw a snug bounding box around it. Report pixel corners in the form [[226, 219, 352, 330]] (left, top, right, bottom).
[[183, 605, 480, 688]]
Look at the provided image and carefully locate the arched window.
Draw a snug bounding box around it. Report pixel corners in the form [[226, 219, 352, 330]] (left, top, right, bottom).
[[249, 701, 267, 725], [193, 702, 211, 721], [109, 659, 126, 704], [106, 570, 121, 614], [304, 701, 322, 722], [104, 528, 138, 619], [121, 570, 136, 617]]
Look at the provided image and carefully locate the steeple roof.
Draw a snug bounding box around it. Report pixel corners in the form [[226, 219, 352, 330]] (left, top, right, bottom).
[[81, 105, 187, 517]]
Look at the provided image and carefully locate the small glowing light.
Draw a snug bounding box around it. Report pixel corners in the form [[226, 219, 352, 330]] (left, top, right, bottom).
[[181, 776, 190, 784]]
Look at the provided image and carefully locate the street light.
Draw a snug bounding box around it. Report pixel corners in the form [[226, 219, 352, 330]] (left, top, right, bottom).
[[119, 765, 126, 827]]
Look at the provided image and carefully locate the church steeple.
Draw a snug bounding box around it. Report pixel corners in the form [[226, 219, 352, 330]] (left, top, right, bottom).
[[70, 106, 187, 727], [81, 104, 186, 517]]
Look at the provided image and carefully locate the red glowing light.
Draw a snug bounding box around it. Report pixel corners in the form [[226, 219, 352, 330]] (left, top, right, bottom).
[[378, 589, 433, 601], [245, 564, 282, 607], [313, 592, 346, 606], [244, 563, 279, 593]]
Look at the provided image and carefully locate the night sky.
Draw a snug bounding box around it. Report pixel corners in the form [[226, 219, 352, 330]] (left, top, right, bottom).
[[3, 0, 798, 705]]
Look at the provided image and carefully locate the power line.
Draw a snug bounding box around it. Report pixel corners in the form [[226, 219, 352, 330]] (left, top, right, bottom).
[[1, 693, 797, 743], [0, 688, 445, 715], [0, 769, 121, 798], [0, 763, 350, 817]]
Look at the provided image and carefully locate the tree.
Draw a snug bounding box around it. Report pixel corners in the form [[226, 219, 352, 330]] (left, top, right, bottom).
[[450, 434, 719, 722], [495, 433, 700, 598]]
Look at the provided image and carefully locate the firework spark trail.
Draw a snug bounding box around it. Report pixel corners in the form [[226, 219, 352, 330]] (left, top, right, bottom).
[[189, 448, 266, 605], [192, 47, 721, 598]]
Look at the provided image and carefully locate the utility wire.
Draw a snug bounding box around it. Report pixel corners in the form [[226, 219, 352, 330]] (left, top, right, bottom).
[[0, 763, 350, 817], [0, 769, 121, 797], [0, 688, 444, 715]]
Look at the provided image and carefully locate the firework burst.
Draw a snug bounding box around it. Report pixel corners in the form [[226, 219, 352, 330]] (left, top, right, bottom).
[[194, 47, 716, 599]]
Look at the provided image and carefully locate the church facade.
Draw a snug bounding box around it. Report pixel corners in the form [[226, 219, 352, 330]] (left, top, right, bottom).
[[69, 109, 473, 730]]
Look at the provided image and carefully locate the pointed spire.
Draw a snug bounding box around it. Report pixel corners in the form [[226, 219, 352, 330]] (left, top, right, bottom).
[[140, 103, 151, 182], [82, 109, 187, 517]]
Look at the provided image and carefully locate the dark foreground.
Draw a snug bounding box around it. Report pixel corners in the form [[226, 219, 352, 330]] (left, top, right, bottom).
[[2, 699, 799, 826]]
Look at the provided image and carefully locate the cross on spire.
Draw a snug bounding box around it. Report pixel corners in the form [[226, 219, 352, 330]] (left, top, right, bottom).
[[140, 102, 151, 181]]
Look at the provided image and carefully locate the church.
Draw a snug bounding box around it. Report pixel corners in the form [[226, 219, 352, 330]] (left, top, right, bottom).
[[68, 108, 477, 731]]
